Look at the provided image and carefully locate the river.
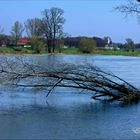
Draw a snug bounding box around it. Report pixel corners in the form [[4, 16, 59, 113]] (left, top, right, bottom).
[[0, 55, 140, 139]]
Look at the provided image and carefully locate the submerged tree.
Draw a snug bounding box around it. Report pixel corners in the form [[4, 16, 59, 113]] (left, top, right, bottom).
[[0, 57, 140, 104]]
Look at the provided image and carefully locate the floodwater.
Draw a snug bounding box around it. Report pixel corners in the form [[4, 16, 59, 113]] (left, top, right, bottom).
[[0, 55, 140, 139]]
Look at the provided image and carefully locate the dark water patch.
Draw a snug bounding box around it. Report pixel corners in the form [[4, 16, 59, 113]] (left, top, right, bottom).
[[0, 92, 139, 139]]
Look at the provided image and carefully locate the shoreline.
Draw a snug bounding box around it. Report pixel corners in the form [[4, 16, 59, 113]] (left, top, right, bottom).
[[0, 52, 139, 57]]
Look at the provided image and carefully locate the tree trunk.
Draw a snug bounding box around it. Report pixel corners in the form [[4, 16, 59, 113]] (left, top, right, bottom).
[[47, 39, 52, 53], [52, 30, 56, 53], [15, 36, 18, 47], [52, 39, 55, 53]]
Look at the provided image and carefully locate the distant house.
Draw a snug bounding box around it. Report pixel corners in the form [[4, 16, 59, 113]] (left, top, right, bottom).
[[18, 38, 31, 47], [104, 36, 112, 48]]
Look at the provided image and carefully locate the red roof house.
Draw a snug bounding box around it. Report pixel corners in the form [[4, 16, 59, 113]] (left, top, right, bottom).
[[18, 38, 31, 45]]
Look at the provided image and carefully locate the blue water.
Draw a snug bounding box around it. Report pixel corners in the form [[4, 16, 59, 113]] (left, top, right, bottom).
[[0, 55, 140, 139]]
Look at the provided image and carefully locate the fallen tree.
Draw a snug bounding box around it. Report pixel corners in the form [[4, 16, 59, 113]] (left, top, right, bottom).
[[0, 57, 140, 104]]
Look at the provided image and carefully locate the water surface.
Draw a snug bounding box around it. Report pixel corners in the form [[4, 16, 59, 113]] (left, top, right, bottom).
[[0, 55, 140, 139]]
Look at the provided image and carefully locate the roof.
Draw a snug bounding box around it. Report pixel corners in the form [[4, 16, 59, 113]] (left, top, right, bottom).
[[18, 38, 30, 45]]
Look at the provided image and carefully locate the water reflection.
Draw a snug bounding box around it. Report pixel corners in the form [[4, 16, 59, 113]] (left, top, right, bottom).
[[0, 92, 140, 139]]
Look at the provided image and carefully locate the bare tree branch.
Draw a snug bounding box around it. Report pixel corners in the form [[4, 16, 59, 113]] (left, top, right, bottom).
[[11, 21, 24, 46], [25, 18, 43, 37], [0, 26, 4, 34], [42, 7, 65, 53], [115, 0, 140, 16], [0, 58, 139, 104]]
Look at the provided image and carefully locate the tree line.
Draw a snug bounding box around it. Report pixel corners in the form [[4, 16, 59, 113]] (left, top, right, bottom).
[[0, 0, 140, 54], [0, 7, 65, 53]]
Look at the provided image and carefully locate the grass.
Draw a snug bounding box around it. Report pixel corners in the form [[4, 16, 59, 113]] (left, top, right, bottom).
[[62, 47, 80, 54], [0, 47, 15, 54], [0, 46, 48, 55], [93, 49, 140, 56], [62, 47, 140, 56], [1, 46, 140, 56]]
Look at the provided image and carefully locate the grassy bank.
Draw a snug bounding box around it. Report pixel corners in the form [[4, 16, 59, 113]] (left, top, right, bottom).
[[62, 48, 140, 56], [1, 46, 140, 56], [92, 49, 140, 56], [0, 46, 47, 55]]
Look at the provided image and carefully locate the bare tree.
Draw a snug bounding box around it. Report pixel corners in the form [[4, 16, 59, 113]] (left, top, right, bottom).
[[11, 21, 24, 46], [0, 57, 139, 104], [25, 18, 43, 37], [0, 26, 4, 34], [42, 7, 65, 53], [115, 0, 140, 15]]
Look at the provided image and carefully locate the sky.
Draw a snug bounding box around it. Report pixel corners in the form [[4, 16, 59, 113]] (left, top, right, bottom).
[[0, 0, 140, 43]]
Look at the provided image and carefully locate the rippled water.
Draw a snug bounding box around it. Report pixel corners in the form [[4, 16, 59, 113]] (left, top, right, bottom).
[[0, 55, 140, 139]]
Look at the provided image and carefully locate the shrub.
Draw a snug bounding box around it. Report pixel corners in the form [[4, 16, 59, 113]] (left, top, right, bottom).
[[30, 36, 46, 54], [125, 38, 135, 52], [79, 38, 96, 53], [0, 47, 14, 53], [14, 47, 22, 52]]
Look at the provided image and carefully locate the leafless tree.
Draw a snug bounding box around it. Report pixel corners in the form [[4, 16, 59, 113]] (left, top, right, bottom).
[[0, 26, 4, 34], [115, 0, 140, 16], [42, 7, 65, 53], [0, 57, 139, 104], [25, 18, 43, 37], [11, 21, 24, 46]]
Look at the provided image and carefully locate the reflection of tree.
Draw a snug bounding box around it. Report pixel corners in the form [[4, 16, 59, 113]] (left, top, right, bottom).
[[0, 57, 140, 104]]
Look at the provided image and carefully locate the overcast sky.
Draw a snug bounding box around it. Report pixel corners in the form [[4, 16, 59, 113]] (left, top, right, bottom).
[[0, 0, 140, 43]]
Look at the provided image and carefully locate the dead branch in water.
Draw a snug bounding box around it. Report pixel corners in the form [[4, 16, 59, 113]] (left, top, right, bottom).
[[0, 57, 140, 104]]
